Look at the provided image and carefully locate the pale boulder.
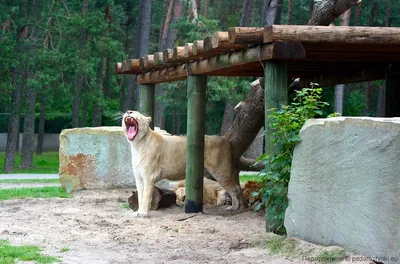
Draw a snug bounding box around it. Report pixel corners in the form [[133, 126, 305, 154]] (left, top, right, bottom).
[[285, 117, 400, 263]]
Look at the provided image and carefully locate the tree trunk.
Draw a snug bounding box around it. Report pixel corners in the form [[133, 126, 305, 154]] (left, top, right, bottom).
[[385, 0, 391, 27], [332, 8, 350, 115], [72, 0, 89, 127], [369, 2, 378, 26], [354, 1, 361, 26], [119, 76, 126, 113], [160, 0, 174, 50], [36, 97, 45, 155], [240, 0, 255, 27], [246, 128, 264, 159], [155, 0, 182, 128], [4, 71, 23, 173], [220, 101, 235, 136], [20, 86, 36, 168], [72, 75, 81, 127], [376, 83, 385, 117], [20, 0, 41, 169], [80, 93, 88, 127], [262, 0, 283, 26], [190, 0, 198, 22], [287, 0, 293, 25], [363, 82, 373, 116], [308, 0, 359, 26], [202, 0, 210, 18], [92, 59, 104, 127]]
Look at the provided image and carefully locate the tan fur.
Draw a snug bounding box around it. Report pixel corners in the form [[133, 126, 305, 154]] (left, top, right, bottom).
[[174, 178, 231, 206], [122, 110, 247, 217]]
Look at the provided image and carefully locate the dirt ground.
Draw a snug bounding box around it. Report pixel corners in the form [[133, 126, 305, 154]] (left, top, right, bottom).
[[0, 188, 372, 264]]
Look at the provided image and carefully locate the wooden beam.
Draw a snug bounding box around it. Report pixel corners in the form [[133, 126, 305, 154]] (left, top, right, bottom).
[[153, 52, 165, 66], [137, 42, 304, 84], [173, 46, 192, 62], [140, 55, 155, 70], [228, 27, 264, 44], [139, 84, 155, 130], [263, 25, 400, 44], [121, 59, 140, 74], [264, 60, 288, 157], [204, 32, 246, 52], [297, 67, 386, 87], [189, 42, 305, 75], [138, 64, 187, 84], [114, 62, 122, 74], [163, 49, 174, 63], [185, 75, 207, 214]]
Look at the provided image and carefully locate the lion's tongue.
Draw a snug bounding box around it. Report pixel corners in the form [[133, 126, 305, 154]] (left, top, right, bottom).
[[128, 125, 137, 140]]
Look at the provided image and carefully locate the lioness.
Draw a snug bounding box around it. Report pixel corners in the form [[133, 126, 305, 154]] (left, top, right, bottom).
[[174, 178, 232, 206], [122, 110, 247, 217]]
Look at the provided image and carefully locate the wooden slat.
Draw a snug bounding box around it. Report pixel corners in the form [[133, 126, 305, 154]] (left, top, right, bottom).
[[189, 42, 305, 75], [263, 25, 400, 44], [138, 64, 187, 84], [204, 32, 247, 52], [229, 27, 264, 44], [121, 59, 140, 74], [173, 46, 192, 62]]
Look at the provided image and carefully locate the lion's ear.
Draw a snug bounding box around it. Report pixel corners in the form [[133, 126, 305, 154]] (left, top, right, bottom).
[[145, 116, 152, 124]]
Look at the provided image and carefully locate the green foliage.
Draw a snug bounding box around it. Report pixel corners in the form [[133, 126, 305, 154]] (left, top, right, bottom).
[[257, 87, 331, 235], [0, 186, 69, 201], [0, 240, 60, 264]]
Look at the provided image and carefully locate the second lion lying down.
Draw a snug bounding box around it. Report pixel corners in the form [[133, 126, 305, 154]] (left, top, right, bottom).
[[122, 110, 247, 218]]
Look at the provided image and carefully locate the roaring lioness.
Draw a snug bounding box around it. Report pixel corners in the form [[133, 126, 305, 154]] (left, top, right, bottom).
[[122, 110, 247, 217]]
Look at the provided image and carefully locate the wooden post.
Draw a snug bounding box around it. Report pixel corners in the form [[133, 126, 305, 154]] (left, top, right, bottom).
[[264, 61, 288, 155], [140, 84, 155, 130], [184, 75, 207, 213], [384, 69, 400, 117]]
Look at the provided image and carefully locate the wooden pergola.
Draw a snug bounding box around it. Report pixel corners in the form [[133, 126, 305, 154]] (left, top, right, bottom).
[[116, 25, 400, 213]]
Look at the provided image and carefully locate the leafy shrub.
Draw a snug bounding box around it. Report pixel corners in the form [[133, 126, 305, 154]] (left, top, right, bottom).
[[257, 86, 336, 235]]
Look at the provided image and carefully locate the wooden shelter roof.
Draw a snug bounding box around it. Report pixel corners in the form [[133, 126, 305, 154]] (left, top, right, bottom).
[[115, 25, 400, 86]]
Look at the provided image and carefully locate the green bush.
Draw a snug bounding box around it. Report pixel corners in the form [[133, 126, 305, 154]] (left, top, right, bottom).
[[257, 86, 336, 235]]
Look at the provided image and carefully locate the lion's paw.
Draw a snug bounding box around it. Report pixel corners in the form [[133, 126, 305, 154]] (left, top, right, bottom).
[[132, 211, 149, 218], [225, 206, 236, 211]]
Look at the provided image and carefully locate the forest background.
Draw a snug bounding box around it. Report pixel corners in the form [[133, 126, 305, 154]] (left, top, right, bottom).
[[0, 0, 397, 172]]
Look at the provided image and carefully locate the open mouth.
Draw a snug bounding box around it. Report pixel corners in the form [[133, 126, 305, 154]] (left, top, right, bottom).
[[125, 116, 139, 141]]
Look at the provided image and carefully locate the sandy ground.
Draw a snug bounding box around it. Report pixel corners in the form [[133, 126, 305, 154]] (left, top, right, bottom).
[[0, 187, 373, 264]]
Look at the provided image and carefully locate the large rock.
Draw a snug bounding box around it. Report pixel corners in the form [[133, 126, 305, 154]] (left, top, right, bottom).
[[285, 117, 400, 263], [59, 127, 134, 192]]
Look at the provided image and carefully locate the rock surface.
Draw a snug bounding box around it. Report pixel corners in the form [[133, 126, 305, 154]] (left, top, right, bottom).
[[285, 117, 400, 263], [59, 127, 134, 191]]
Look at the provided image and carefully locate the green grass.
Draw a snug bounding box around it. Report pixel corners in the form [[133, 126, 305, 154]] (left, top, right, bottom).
[[59, 247, 70, 253], [122, 202, 130, 209], [0, 186, 69, 201], [0, 179, 60, 184], [0, 239, 60, 264], [239, 174, 261, 183], [315, 249, 347, 263], [258, 235, 300, 257], [0, 152, 59, 174]]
